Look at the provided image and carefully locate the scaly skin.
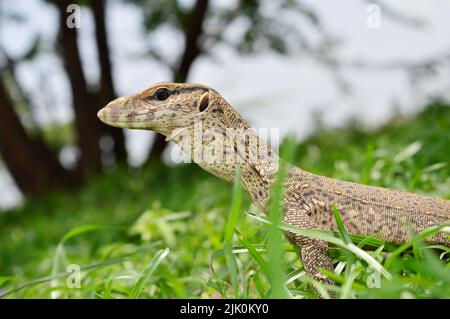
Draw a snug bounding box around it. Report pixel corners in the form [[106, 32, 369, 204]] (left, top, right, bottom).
[[98, 82, 450, 286]]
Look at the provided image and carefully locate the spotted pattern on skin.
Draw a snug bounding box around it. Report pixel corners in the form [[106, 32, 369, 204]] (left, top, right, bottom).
[[283, 170, 450, 246]]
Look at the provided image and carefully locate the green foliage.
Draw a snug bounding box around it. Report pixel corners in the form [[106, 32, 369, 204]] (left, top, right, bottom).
[[0, 103, 449, 298], [125, 0, 328, 68]]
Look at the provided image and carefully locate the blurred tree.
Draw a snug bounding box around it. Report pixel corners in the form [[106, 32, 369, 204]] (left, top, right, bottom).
[[53, 0, 103, 175], [0, 78, 76, 195], [53, 0, 126, 176], [91, 0, 127, 162], [0, 0, 129, 194]]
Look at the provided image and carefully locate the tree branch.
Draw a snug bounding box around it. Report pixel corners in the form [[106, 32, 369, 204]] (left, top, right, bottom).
[[147, 0, 209, 161], [0, 78, 76, 195], [90, 0, 127, 161], [54, 0, 102, 175]]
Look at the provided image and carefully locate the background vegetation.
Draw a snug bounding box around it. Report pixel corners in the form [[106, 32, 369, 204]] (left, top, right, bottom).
[[1, 102, 448, 298]]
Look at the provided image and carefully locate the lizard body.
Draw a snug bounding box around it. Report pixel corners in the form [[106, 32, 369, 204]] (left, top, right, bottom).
[[98, 82, 450, 284]]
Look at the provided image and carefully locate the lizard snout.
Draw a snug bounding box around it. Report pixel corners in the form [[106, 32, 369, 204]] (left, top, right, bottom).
[[97, 107, 108, 122], [97, 97, 132, 127], [97, 96, 155, 129]]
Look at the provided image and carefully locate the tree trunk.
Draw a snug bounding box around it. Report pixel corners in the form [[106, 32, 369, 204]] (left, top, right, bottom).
[[91, 0, 127, 162], [55, 0, 102, 176], [147, 0, 209, 161], [0, 79, 76, 195]]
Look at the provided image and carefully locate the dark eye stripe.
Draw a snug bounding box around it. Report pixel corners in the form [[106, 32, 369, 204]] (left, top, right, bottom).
[[146, 86, 208, 100]]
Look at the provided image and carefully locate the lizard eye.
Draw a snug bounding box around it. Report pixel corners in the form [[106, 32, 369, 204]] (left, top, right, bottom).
[[154, 88, 170, 101]]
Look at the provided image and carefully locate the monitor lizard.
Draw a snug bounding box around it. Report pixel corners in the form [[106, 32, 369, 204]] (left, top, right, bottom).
[[97, 82, 450, 285]]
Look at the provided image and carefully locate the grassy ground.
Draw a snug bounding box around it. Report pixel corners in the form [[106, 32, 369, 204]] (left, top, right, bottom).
[[0, 102, 449, 298]]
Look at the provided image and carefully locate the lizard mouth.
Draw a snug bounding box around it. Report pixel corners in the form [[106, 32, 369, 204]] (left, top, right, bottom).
[[97, 107, 152, 129]]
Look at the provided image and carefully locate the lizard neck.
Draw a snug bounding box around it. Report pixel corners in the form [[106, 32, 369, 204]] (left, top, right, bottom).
[[169, 120, 280, 211]]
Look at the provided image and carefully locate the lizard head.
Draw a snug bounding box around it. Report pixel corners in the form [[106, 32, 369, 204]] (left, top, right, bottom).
[[98, 82, 278, 200], [97, 82, 250, 138]]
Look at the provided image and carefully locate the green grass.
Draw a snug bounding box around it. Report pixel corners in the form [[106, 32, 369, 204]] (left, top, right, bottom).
[[0, 102, 449, 298]]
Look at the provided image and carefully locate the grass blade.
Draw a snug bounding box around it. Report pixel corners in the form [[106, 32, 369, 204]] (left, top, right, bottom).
[[266, 137, 296, 298], [50, 243, 66, 299], [236, 230, 270, 278], [128, 248, 170, 299], [222, 167, 243, 298], [61, 224, 123, 244], [332, 204, 352, 244]]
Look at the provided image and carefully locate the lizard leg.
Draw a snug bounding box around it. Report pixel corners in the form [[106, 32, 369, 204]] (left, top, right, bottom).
[[295, 235, 334, 284], [283, 206, 334, 285], [291, 233, 336, 298]]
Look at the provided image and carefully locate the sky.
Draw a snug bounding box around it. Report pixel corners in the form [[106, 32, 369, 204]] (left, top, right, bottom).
[[0, 0, 449, 209]]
